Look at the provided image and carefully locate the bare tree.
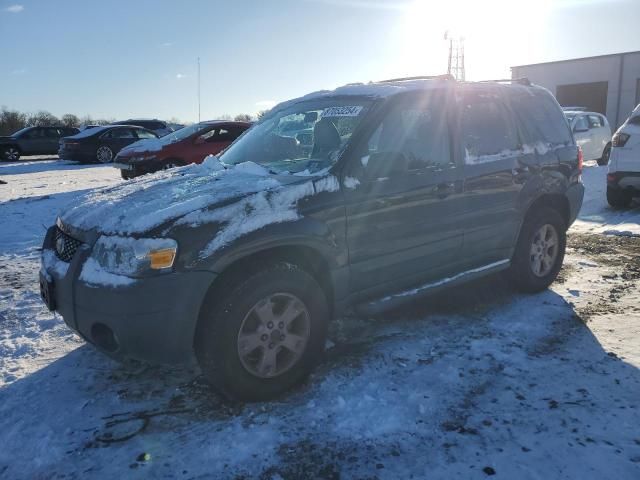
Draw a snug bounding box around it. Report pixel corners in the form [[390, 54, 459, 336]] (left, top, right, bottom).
[[61, 114, 80, 128], [26, 111, 60, 127], [256, 110, 269, 121], [0, 106, 27, 135], [218, 114, 232, 121], [234, 113, 253, 122]]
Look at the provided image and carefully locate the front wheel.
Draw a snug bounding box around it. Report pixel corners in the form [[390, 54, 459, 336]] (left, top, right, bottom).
[[2, 146, 20, 162], [597, 143, 611, 166], [509, 207, 566, 293], [607, 186, 632, 208], [96, 145, 114, 163], [195, 263, 329, 401]]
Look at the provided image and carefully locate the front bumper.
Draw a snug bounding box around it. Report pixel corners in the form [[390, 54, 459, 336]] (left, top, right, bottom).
[[114, 158, 164, 177], [40, 226, 216, 364]]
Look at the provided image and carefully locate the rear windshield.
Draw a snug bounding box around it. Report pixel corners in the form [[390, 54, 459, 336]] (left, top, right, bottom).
[[511, 90, 573, 146]]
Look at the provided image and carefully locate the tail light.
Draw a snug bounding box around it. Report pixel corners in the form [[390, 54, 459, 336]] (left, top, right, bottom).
[[612, 132, 630, 147], [577, 146, 583, 173]]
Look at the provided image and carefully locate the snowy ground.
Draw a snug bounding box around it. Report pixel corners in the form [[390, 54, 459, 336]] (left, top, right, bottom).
[[0, 159, 639, 479]]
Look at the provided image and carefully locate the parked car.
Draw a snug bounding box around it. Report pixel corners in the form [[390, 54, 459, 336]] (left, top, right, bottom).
[[114, 121, 250, 179], [58, 125, 158, 164], [40, 77, 584, 401], [606, 103, 640, 208], [564, 110, 611, 165], [111, 119, 173, 137], [1, 126, 79, 161]]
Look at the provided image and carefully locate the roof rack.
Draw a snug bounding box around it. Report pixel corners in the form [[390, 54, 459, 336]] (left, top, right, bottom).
[[477, 78, 532, 86], [377, 74, 455, 83]]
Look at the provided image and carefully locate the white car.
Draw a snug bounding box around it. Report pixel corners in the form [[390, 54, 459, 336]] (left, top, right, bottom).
[[564, 110, 612, 166], [607, 104, 640, 208]]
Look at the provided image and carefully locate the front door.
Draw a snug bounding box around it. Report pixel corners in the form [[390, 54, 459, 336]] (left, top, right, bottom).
[[344, 92, 465, 296]]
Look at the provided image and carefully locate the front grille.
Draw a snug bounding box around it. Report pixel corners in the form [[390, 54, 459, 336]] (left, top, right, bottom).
[[54, 227, 82, 262]]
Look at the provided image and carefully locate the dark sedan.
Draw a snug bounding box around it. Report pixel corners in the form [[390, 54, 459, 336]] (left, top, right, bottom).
[[1, 126, 79, 161], [58, 125, 159, 164]]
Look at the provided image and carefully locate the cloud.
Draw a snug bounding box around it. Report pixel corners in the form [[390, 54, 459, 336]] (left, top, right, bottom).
[[10, 68, 26, 75], [5, 4, 24, 13], [161, 42, 173, 47], [255, 100, 277, 109], [176, 73, 186, 80]]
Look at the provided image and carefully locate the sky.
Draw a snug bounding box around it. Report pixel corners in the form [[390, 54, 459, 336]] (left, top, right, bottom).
[[1, 0, 639, 123]]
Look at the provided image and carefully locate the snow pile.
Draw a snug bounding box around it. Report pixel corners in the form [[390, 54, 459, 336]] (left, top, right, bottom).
[[177, 175, 340, 257], [343, 176, 360, 189], [79, 257, 136, 288], [40, 249, 69, 280], [117, 137, 164, 155], [59, 163, 282, 235]]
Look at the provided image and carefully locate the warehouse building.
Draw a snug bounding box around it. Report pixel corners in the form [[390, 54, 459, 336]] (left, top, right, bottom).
[[511, 50, 640, 129]]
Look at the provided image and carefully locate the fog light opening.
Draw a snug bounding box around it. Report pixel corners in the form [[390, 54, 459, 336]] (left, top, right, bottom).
[[91, 323, 119, 353]]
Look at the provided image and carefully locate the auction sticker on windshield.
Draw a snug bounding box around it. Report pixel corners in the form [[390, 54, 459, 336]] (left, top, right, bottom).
[[321, 106, 363, 117]]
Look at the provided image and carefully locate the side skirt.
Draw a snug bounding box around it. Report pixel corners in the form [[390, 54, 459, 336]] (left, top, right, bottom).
[[355, 259, 511, 316]]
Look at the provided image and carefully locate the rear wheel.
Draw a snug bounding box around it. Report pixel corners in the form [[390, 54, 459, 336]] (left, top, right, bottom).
[[96, 145, 114, 163], [597, 143, 611, 166], [509, 207, 566, 293], [195, 263, 329, 401], [2, 146, 20, 162], [607, 186, 632, 208]]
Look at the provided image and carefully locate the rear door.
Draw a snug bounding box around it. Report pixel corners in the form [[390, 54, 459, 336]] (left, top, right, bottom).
[[587, 114, 609, 158], [44, 128, 63, 153], [457, 88, 526, 268], [104, 127, 138, 154], [572, 115, 593, 159], [19, 128, 47, 154], [344, 92, 465, 295]]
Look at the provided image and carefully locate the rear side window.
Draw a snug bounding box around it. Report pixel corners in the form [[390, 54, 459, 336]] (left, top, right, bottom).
[[135, 129, 157, 139], [104, 128, 135, 139], [460, 95, 518, 162], [511, 91, 572, 146], [574, 116, 589, 132], [588, 115, 603, 128]]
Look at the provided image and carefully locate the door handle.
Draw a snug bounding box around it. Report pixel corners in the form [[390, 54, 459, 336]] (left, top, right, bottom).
[[436, 182, 454, 199]]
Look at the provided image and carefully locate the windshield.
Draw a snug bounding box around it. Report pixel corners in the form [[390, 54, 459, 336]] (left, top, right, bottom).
[[219, 99, 371, 174], [160, 123, 211, 145]]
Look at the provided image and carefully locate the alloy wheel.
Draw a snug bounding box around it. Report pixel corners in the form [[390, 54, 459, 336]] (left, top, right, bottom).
[[96, 146, 113, 163], [237, 293, 311, 378], [4, 147, 19, 161], [529, 223, 559, 277]]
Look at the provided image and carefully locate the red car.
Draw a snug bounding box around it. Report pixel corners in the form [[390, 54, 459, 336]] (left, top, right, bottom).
[[114, 120, 251, 179]]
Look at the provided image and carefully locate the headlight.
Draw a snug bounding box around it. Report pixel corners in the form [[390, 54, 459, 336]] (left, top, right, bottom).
[[90, 236, 177, 277]]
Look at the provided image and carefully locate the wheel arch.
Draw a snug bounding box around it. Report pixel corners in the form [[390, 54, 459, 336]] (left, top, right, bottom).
[[523, 193, 570, 230], [194, 242, 338, 346]]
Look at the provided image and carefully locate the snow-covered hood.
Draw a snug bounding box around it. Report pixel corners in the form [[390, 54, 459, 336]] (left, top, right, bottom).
[[58, 159, 337, 237]]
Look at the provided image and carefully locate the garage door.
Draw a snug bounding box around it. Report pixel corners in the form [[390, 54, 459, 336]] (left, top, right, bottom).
[[556, 81, 608, 115]]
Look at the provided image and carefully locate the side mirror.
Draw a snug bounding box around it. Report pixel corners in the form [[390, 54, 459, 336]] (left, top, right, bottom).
[[194, 136, 206, 145], [573, 125, 589, 133], [360, 152, 408, 179]]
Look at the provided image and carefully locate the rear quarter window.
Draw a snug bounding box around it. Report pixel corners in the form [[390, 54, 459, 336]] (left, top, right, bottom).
[[511, 91, 573, 146]]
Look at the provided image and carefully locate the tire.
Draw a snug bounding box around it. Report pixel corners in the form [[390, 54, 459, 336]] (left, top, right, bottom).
[[96, 145, 114, 163], [120, 170, 134, 180], [195, 262, 329, 401], [509, 207, 566, 293], [597, 143, 611, 166], [161, 159, 183, 171], [2, 146, 20, 162], [607, 185, 632, 208]]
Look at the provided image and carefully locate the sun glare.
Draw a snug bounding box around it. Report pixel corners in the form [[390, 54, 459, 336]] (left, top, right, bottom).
[[392, 0, 553, 79]]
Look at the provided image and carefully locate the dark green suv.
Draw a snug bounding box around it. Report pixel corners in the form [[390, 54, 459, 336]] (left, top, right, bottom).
[[1, 126, 79, 161], [39, 77, 584, 401]]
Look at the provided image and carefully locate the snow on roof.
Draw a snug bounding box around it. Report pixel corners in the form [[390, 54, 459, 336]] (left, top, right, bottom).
[[270, 78, 452, 113], [67, 125, 112, 139]]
